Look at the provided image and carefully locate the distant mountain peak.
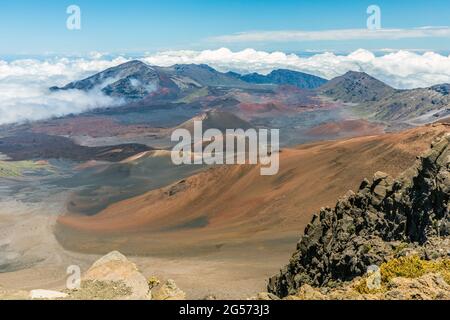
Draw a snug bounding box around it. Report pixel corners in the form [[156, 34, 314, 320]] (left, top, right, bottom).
[[50, 61, 255, 101], [431, 84, 450, 95], [319, 70, 395, 103], [343, 70, 368, 76], [173, 63, 217, 72], [341, 71, 387, 83], [320, 71, 450, 122], [119, 59, 149, 68], [236, 69, 327, 89], [50, 59, 157, 93]]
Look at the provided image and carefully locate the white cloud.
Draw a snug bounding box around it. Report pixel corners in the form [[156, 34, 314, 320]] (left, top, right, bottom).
[[0, 57, 128, 125], [0, 84, 122, 125], [143, 48, 450, 89], [2, 48, 450, 125], [209, 27, 450, 43]]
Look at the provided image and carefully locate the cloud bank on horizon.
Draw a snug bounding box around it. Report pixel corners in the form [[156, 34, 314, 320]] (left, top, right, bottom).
[[0, 57, 127, 125], [142, 48, 450, 88], [1, 48, 450, 125]]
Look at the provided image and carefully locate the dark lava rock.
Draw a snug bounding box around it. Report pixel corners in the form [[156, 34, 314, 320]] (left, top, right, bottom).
[[268, 134, 450, 298], [0, 132, 152, 162]]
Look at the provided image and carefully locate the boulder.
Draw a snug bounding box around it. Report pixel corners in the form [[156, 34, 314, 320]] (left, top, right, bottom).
[[82, 251, 149, 300]]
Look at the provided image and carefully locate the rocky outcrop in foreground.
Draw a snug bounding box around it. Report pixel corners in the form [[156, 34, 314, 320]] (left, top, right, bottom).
[[1, 251, 186, 300], [67, 251, 186, 300], [288, 273, 450, 300], [258, 272, 450, 300], [268, 134, 450, 298]]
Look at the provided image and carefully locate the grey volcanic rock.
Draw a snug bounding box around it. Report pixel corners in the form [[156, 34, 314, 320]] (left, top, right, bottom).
[[170, 64, 251, 88], [319, 71, 450, 122], [268, 133, 450, 298], [51, 61, 254, 101], [318, 71, 395, 103], [431, 84, 450, 96], [372, 87, 450, 122], [51, 60, 161, 99]]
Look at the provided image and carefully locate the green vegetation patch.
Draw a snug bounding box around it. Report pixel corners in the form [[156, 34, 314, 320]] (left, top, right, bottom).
[[380, 256, 450, 284], [177, 87, 209, 104], [353, 277, 383, 295], [354, 256, 450, 294], [0, 160, 51, 178]]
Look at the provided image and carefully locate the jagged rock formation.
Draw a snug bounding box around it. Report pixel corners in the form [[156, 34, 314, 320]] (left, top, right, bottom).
[[268, 134, 450, 298]]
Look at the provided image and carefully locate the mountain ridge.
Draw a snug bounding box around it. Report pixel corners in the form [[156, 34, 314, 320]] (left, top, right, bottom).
[[318, 71, 396, 103], [50, 60, 328, 99], [50, 61, 450, 124], [318, 71, 450, 122], [228, 69, 327, 89]]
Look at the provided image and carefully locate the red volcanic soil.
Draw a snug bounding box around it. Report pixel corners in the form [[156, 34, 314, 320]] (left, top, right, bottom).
[[307, 119, 385, 137], [55, 123, 450, 257], [32, 116, 159, 138]]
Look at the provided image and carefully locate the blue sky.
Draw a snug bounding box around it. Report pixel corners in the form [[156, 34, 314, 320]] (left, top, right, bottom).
[[1, 0, 450, 55]]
